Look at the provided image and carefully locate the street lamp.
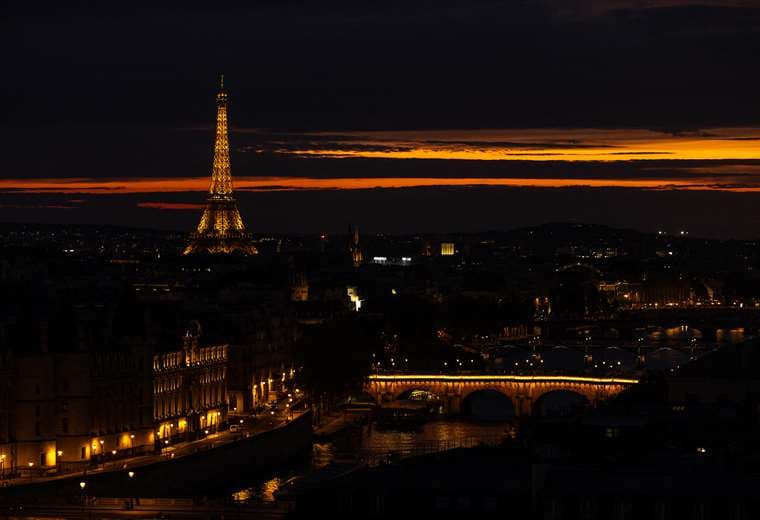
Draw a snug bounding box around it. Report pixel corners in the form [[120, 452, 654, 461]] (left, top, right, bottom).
[[127, 470, 136, 510], [79, 481, 86, 490]]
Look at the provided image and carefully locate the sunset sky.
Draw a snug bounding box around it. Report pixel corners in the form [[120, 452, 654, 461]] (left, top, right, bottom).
[[4, 2, 760, 237]]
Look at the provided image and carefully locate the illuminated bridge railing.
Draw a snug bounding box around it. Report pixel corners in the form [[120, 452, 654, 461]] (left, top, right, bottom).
[[366, 373, 639, 415], [368, 373, 640, 385]]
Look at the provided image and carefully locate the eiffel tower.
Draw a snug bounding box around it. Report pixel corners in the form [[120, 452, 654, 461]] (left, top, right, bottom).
[[183, 76, 258, 256]]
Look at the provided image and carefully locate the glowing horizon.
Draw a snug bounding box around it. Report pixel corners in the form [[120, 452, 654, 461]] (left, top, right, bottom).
[[3, 175, 760, 195], [4, 128, 760, 198]]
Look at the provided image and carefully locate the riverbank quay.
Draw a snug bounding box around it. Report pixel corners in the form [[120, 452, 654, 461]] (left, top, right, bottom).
[[0, 410, 312, 501], [313, 407, 373, 440]]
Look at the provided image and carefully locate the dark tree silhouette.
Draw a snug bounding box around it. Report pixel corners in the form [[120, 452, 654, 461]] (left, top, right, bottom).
[[294, 316, 379, 408]]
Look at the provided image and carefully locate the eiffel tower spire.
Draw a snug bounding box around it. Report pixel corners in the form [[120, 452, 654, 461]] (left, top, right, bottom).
[[183, 77, 258, 256], [209, 74, 232, 196]]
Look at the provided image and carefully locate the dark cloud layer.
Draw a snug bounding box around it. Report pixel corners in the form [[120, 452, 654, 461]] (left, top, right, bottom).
[[4, 2, 760, 130]]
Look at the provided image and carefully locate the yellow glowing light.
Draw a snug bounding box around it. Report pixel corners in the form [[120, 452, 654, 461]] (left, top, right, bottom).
[[368, 374, 639, 385], [183, 77, 257, 256]]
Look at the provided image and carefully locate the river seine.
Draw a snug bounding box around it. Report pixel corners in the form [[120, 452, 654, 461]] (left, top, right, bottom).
[[230, 418, 513, 503]]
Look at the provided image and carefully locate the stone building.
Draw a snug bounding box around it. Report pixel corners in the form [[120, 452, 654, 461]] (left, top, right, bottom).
[[152, 322, 228, 444], [226, 311, 297, 414], [0, 313, 155, 477]]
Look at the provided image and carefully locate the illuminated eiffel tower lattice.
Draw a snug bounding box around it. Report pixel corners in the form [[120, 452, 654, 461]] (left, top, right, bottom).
[[184, 76, 258, 255]]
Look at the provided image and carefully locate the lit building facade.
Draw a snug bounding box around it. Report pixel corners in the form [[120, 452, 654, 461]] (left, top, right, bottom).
[[89, 343, 155, 463], [348, 225, 363, 268], [226, 311, 297, 414], [598, 280, 696, 308], [153, 324, 228, 443]]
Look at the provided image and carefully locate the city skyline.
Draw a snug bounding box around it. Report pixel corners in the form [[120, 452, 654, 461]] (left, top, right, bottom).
[[4, 3, 760, 516]]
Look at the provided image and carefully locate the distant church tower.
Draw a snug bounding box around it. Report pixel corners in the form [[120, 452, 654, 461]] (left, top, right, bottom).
[[184, 76, 258, 255], [348, 225, 363, 268]]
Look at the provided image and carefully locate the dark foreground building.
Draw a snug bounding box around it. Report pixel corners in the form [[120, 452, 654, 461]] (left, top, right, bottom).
[[291, 446, 760, 519]]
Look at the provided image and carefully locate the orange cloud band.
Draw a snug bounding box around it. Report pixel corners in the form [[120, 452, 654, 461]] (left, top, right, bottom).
[[0, 176, 756, 194]]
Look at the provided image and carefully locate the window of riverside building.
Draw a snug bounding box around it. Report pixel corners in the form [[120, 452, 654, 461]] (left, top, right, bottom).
[[35, 405, 40, 417], [81, 446, 86, 459], [35, 422, 40, 437], [62, 417, 68, 434], [40, 453, 44, 466]]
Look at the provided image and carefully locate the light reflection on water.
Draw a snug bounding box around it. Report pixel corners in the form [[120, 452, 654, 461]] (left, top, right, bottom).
[[330, 419, 511, 462], [648, 326, 744, 347], [231, 476, 284, 503], [232, 418, 511, 503]]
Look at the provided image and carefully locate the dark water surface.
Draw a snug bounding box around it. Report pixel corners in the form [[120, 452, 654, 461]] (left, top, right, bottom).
[[230, 417, 512, 503]]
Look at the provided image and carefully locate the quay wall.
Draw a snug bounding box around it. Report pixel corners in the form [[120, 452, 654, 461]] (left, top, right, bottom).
[[0, 410, 312, 500]]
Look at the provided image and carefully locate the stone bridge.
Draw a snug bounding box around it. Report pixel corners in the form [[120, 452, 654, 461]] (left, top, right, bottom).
[[366, 373, 638, 416]]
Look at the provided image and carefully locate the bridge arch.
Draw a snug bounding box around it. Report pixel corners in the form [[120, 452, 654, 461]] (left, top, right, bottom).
[[532, 389, 590, 418], [365, 374, 636, 417], [395, 388, 441, 401], [461, 389, 516, 420]]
